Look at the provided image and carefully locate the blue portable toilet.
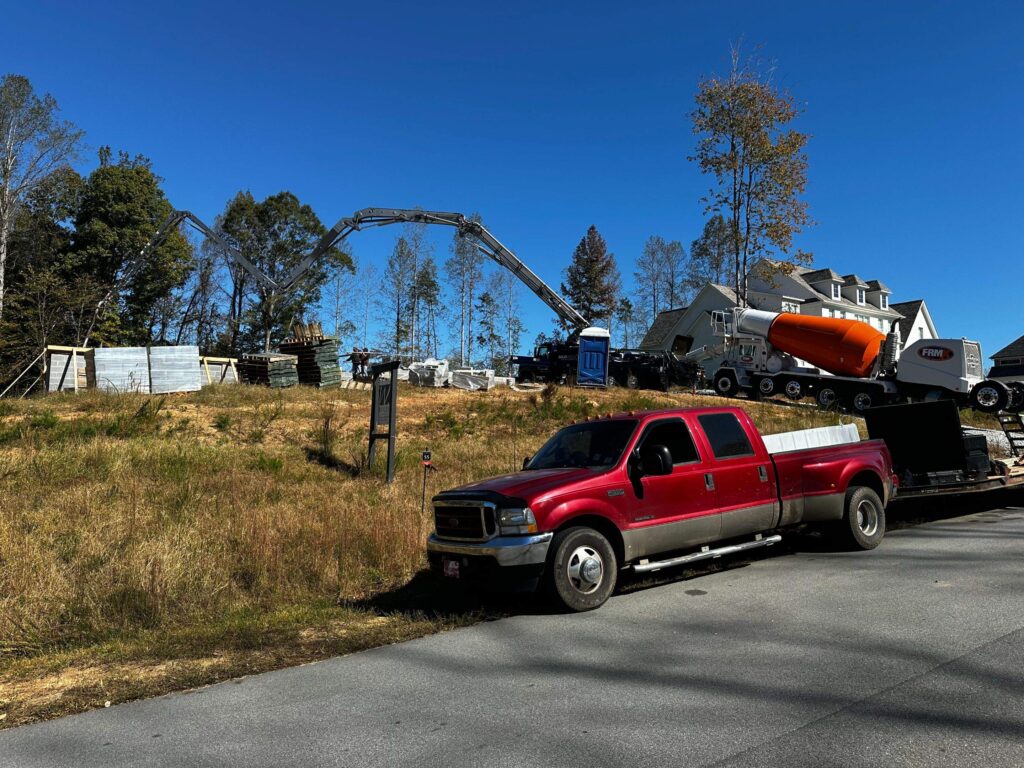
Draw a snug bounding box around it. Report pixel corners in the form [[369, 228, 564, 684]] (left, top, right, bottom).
[[576, 327, 611, 387]]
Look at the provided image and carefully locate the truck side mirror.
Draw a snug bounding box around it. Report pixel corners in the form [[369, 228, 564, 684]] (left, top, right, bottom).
[[522, 456, 531, 470], [639, 445, 673, 476]]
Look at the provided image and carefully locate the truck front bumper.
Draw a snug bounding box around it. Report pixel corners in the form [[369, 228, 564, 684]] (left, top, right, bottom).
[[426, 532, 553, 592]]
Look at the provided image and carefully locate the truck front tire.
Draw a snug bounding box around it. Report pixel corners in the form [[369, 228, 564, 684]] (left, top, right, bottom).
[[546, 526, 617, 612], [837, 486, 886, 551]]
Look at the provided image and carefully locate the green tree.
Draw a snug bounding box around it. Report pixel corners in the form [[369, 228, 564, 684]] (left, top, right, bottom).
[[687, 214, 734, 291], [690, 44, 813, 305], [71, 150, 193, 344], [414, 257, 443, 359], [380, 236, 416, 356], [217, 190, 350, 352], [0, 74, 84, 323], [560, 225, 620, 332], [473, 290, 504, 371]]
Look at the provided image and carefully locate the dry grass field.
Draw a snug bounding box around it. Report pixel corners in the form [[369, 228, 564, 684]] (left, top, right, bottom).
[[0, 382, 863, 726]]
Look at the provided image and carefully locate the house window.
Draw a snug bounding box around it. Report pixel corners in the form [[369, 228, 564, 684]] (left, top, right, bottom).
[[856, 288, 866, 305], [831, 283, 841, 299], [880, 295, 888, 310]]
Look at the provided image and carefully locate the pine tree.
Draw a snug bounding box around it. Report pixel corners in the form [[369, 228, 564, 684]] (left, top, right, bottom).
[[560, 225, 620, 332]]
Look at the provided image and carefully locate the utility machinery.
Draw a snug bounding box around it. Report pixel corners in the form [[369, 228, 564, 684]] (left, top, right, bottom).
[[699, 308, 1024, 414], [144, 206, 696, 390]]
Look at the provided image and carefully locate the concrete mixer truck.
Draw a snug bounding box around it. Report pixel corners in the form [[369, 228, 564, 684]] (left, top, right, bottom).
[[699, 308, 1024, 415]]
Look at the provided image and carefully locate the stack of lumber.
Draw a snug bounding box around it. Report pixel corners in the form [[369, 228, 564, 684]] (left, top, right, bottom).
[[237, 353, 299, 388], [149, 346, 202, 393], [278, 323, 342, 388]]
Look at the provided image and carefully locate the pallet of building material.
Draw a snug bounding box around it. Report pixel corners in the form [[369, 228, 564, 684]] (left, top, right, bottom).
[[278, 337, 342, 388], [93, 347, 150, 393], [408, 359, 450, 387], [46, 347, 95, 392], [200, 356, 239, 386], [451, 368, 496, 391], [149, 345, 203, 394], [237, 353, 299, 388]]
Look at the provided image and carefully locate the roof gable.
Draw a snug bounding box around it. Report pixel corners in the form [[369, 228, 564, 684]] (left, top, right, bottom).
[[639, 307, 688, 349], [991, 333, 1024, 360]]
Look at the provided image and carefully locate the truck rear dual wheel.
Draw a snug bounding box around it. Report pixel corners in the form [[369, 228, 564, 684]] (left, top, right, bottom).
[[546, 526, 618, 612], [836, 486, 886, 551], [970, 380, 1010, 414]]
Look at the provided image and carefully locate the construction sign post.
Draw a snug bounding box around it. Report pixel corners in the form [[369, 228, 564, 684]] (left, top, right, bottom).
[[368, 360, 400, 483]]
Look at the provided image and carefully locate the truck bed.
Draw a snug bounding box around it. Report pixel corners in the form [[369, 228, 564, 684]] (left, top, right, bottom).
[[770, 438, 893, 525]]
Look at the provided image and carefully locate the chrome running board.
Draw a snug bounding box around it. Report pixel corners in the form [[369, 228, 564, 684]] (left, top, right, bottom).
[[632, 534, 782, 574]]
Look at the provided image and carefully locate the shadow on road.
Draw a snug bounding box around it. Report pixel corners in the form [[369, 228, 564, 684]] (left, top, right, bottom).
[[356, 485, 1024, 621]]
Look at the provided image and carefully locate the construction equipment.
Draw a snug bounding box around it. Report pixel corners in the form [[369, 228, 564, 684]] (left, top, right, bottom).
[[707, 307, 1024, 414], [140, 207, 688, 388]]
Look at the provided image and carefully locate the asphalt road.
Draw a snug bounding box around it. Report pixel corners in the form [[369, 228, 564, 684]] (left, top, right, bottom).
[[3, 505, 1024, 768]]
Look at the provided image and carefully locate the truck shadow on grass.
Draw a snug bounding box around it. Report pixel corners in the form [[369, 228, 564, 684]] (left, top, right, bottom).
[[357, 486, 1024, 621]]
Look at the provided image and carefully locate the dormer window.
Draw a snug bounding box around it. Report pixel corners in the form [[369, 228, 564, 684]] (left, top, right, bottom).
[[831, 283, 841, 299], [856, 288, 866, 305], [880, 295, 888, 310]]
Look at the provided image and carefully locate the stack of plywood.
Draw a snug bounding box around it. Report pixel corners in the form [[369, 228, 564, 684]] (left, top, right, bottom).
[[237, 353, 299, 388], [149, 346, 202, 394]]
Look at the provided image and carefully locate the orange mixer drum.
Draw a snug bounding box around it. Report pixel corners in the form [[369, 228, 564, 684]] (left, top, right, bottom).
[[767, 313, 886, 379]]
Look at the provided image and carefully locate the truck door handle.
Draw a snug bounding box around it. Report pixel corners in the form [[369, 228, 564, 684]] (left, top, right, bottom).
[[704, 473, 715, 491], [758, 466, 768, 483]]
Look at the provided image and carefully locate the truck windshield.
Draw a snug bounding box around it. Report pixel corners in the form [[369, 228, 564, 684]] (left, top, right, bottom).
[[526, 419, 638, 471]]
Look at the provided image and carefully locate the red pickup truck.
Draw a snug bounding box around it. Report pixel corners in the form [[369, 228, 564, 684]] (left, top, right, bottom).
[[427, 406, 896, 611]]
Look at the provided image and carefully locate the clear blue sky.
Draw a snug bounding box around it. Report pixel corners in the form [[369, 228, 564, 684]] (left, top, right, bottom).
[[6, 1, 1023, 357]]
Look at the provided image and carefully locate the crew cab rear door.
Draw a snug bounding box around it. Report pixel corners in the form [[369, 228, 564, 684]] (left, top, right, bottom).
[[694, 411, 780, 537], [626, 417, 721, 558]]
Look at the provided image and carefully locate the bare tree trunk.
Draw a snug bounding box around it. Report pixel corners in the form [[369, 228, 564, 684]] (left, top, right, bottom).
[[0, 218, 9, 323]]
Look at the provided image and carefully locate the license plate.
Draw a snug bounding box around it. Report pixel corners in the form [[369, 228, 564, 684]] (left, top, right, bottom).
[[442, 558, 460, 579]]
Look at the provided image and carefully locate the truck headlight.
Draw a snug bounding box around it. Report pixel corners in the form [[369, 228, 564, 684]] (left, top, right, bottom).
[[498, 507, 538, 535]]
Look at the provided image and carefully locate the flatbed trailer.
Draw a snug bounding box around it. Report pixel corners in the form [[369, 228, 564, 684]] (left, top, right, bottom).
[[893, 463, 1024, 500], [865, 400, 1024, 501]]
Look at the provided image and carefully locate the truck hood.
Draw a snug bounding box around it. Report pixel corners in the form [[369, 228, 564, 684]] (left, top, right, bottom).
[[437, 467, 600, 503]]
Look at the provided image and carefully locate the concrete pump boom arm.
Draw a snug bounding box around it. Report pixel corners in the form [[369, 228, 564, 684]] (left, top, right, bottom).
[[140, 207, 589, 331], [300, 208, 589, 330]]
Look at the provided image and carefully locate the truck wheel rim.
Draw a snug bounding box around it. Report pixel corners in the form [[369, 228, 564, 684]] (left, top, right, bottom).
[[975, 386, 1000, 409], [854, 393, 872, 411], [759, 378, 774, 394], [856, 499, 879, 537], [567, 546, 603, 594], [717, 377, 733, 394], [785, 381, 801, 398], [819, 389, 836, 406]]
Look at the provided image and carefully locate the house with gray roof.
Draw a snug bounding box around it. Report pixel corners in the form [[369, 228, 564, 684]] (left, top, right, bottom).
[[988, 333, 1024, 383]]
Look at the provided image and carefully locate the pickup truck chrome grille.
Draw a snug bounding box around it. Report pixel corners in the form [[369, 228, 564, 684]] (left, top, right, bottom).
[[433, 501, 497, 541]]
